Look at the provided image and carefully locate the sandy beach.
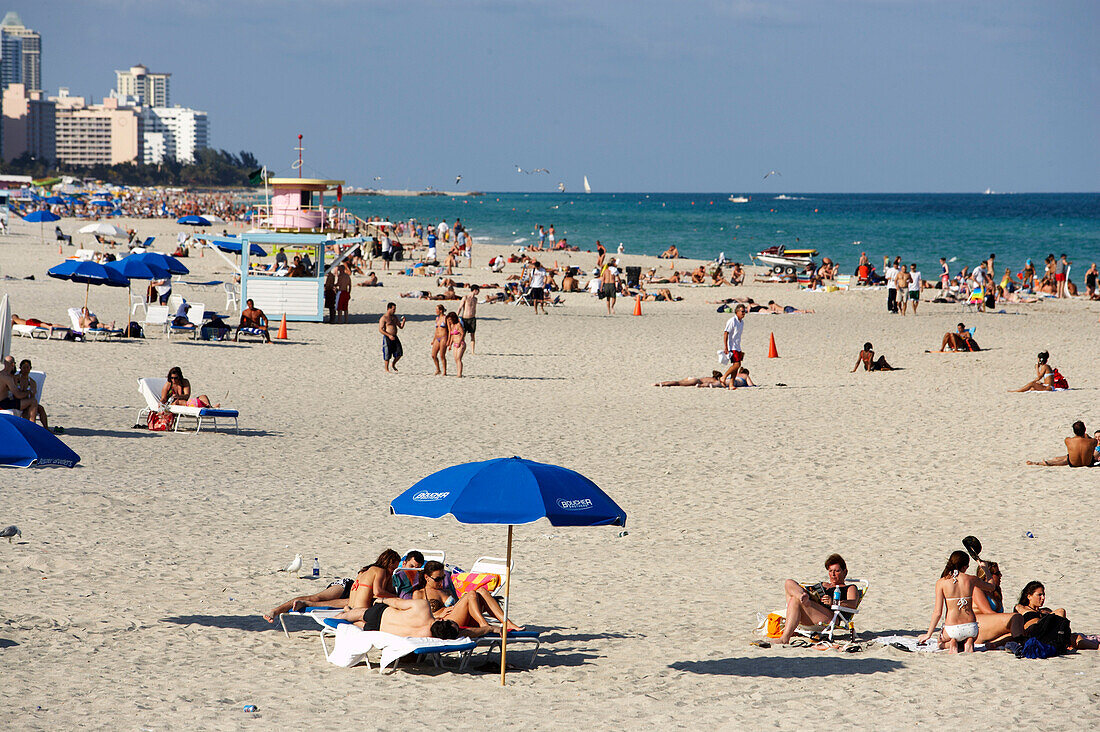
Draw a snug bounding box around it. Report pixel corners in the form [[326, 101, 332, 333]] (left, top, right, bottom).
[[3, 215, 1100, 730]]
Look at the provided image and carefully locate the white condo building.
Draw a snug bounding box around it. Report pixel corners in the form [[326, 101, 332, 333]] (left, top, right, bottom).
[[139, 106, 208, 164], [115, 64, 170, 108]]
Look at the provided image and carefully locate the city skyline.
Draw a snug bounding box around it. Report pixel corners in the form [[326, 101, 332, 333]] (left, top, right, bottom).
[[9, 1, 1100, 192]]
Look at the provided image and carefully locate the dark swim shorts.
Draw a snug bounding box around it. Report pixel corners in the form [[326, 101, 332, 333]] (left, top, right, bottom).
[[0, 396, 22, 410], [326, 577, 354, 599], [383, 335, 403, 361], [363, 602, 387, 631], [601, 283, 617, 299], [461, 317, 476, 335]]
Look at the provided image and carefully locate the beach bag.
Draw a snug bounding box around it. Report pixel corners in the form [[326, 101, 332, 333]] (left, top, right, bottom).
[[1050, 369, 1068, 390], [124, 321, 144, 338], [451, 572, 500, 597], [765, 612, 785, 638], [1018, 637, 1058, 659], [147, 411, 176, 431], [1025, 614, 1071, 652]]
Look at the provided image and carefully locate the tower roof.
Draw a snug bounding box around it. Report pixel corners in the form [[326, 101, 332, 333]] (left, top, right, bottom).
[[1, 12, 24, 28]]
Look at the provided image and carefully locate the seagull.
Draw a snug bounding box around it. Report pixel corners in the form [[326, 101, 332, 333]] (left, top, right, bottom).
[[557, 182, 566, 192], [763, 170, 781, 180], [532, 168, 550, 175], [455, 175, 462, 185], [1, 525, 21, 543], [372, 176, 382, 182], [280, 553, 302, 573]]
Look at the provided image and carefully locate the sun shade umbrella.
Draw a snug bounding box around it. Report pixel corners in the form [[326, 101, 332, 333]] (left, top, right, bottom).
[[177, 215, 212, 226], [390, 456, 626, 685], [129, 251, 189, 275], [200, 214, 225, 224], [78, 222, 127, 238], [47, 259, 130, 311], [107, 256, 173, 321], [90, 199, 116, 208], [22, 209, 61, 243], [44, 196, 67, 205], [208, 237, 267, 257], [0, 414, 80, 468], [0, 294, 11, 360]]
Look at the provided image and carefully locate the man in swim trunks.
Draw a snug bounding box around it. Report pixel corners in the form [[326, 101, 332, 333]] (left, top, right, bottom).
[[459, 284, 479, 352], [238, 299, 271, 342], [340, 597, 493, 639], [774, 554, 860, 645], [720, 304, 747, 389], [0, 356, 39, 422], [1026, 420, 1097, 467], [379, 302, 406, 372]]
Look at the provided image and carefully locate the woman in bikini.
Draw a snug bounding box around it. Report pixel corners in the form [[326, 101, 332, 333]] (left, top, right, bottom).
[[430, 304, 448, 375], [1014, 582, 1099, 650], [917, 551, 996, 653], [1009, 351, 1054, 392], [160, 366, 217, 408], [852, 343, 894, 372], [417, 563, 524, 631], [971, 561, 1024, 646], [333, 549, 405, 625], [445, 311, 466, 378]]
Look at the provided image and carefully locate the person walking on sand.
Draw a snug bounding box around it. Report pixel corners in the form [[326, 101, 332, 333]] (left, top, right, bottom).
[[459, 284, 480, 352], [720, 304, 747, 389], [896, 265, 912, 315], [445, 312, 467, 377], [908, 262, 922, 315], [430, 304, 448, 376], [600, 259, 619, 315], [884, 256, 899, 313], [380, 302, 406, 373], [336, 263, 352, 324], [530, 262, 548, 315]]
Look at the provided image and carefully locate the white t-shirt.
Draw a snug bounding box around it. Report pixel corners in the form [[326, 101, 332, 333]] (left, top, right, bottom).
[[973, 267, 986, 285], [885, 266, 898, 290], [530, 268, 547, 288], [724, 315, 744, 352], [382, 236, 392, 254], [909, 271, 921, 291]]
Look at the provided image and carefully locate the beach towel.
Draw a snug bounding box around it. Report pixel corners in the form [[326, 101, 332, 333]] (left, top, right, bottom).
[[451, 572, 500, 597], [326, 622, 474, 670]]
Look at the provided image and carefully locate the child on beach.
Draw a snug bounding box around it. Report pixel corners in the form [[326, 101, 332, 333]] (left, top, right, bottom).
[[917, 551, 996, 653]]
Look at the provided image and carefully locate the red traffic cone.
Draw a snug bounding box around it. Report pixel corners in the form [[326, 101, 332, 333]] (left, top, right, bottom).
[[59, 242, 63, 255], [633, 295, 642, 316], [767, 332, 779, 358], [276, 313, 288, 340]]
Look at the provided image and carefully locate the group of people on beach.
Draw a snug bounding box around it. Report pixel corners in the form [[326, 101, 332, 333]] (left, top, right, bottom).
[[0, 355, 49, 430], [378, 286, 478, 377]]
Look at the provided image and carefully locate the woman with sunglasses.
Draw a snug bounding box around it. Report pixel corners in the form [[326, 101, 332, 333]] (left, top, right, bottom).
[[971, 561, 1024, 647], [416, 562, 523, 632], [160, 366, 218, 408]]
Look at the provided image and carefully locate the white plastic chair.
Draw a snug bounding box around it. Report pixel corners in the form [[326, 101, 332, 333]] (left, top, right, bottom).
[[0, 370, 44, 417], [223, 282, 239, 311], [130, 292, 147, 318], [142, 305, 169, 335]]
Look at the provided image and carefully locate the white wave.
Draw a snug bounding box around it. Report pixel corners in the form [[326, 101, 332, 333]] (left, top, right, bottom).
[[774, 195, 809, 200], [512, 237, 529, 244]]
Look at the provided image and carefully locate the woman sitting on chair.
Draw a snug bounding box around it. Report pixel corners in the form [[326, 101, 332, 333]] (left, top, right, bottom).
[[160, 366, 218, 408]]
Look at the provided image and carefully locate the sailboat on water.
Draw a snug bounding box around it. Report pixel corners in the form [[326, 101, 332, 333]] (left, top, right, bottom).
[[583, 175, 592, 194]]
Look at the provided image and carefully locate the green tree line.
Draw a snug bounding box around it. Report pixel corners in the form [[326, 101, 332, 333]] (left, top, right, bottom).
[[0, 149, 262, 187]]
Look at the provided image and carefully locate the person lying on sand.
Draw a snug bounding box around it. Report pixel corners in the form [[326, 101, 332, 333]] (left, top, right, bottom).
[[655, 371, 725, 387], [1014, 581, 1100, 651], [852, 343, 894, 372], [772, 554, 860, 645], [639, 288, 682, 302], [1026, 420, 1096, 467], [939, 323, 980, 352], [764, 300, 814, 314]]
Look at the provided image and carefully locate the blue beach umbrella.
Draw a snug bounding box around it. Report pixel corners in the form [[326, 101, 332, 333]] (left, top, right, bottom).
[[0, 414, 81, 468], [208, 237, 266, 257], [44, 195, 67, 205], [390, 456, 626, 684], [48, 259, 129, 311], [129, 251, 189, 275], [106, 256, 172, 281], [90, 200, 115, 208], [177, 214, 211, 226], [22, 209, 61, 243]]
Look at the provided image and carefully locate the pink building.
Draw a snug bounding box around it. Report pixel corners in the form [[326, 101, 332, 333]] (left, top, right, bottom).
[[261, 177, 345, 232]]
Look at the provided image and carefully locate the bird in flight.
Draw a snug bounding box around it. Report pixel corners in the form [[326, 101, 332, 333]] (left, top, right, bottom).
[[557, 182, 566, 192], [516, 166, 550, 175], [455, 175, 462, 185], [763, 170, 781, 180], [373, 176, 382, 181]]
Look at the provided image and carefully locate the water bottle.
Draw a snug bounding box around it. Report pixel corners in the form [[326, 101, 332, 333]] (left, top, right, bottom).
[[243, 705, 258, 714], [832, 585, 843, 608], [312, 558, 320, 578]]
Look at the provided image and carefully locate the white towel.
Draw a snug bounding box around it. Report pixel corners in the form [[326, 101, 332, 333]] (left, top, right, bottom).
[[327, 623, 472, 670]]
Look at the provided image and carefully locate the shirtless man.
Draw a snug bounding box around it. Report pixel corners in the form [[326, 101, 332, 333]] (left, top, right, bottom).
[[599, 261, 619, 315], [1027, 420, 1097, 467], [336, 263, 352, 323], [379, 302, 405, 372], [895, 266, 912, 315], [939, 323, 979, 352], [238, 299, 271, 342], [774, 554, 860, 645], [459, 284, 479, 353], [339, 597, 492, 639], [0, 356, 38, 423]]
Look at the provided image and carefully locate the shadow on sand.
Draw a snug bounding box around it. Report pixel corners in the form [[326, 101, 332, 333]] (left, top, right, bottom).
[[669, 656, 904, 678]]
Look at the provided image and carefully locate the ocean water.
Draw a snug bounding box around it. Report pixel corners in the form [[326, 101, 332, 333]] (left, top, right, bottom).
[[341, 193, 1100, 276]]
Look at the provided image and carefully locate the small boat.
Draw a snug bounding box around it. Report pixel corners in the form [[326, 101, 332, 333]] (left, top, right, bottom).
[[583, 175, 592, 194], [729, 195, 749, 203], [751, 245, 819, 276]]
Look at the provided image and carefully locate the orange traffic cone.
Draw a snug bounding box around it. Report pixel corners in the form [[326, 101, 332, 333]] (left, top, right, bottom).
[[633, 295, 642, 316], [276, 313, 288, 340], [58, 242, 63, 255], [767, 332, 779, 358]]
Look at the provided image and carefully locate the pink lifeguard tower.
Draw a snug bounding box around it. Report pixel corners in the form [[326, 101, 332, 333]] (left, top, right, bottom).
[[253, 135, 351, 233]]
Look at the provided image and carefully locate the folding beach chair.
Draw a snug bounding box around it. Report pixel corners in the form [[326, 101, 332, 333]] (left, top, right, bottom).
[[67, 308, 123, 341], [137, 377, 239, 434], [793, 579, 869, 643], [142, 305, 169, 336]]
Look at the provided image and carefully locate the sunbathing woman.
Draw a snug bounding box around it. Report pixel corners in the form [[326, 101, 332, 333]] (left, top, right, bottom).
[[331, 549, 406, 625], [852, 343, 894, 372], [1014, 581, 1099, 651], [971, 561, 1024, 647], [160, 366, 218, 408], [430, 304, 448, 375], [14, 359, 48, 430], [939, 323, 980, 352], [1010, 351, 1055, 392], [917, 551, 996, 653], [765, 301, 814, 314], [655, 371, 726, 387]]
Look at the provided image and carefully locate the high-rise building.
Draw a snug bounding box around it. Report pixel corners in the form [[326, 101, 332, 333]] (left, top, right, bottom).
[[0, 12, 40, 93], [139, 106, 208, 164], [1, 83, 55, 162], [1, 30, 21, 89], [115, 64, 170, 108], [50, 90, 142, 166]]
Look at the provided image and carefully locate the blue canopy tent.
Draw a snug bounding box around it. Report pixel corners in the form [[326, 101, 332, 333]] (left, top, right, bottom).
[[390, 456, 626, 684]]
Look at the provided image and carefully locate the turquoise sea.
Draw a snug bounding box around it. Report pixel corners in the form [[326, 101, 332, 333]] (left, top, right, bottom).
[[341, 193, 1100, 276]]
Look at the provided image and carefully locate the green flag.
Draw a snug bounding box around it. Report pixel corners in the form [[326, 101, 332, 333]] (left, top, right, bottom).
[[248, 167, 266, 185]]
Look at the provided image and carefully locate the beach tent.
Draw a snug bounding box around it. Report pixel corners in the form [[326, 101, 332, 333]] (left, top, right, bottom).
[[390, 456, 626, 685]]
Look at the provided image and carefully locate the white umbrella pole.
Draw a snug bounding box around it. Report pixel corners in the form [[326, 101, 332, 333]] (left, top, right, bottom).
[[501, 524, 512, 686]]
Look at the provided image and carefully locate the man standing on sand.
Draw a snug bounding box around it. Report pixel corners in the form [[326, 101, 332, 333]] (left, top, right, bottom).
[[884, 257, 899, 313], [600, 259, 619, 315], [459, 284, 480, 352], [909, 263, 922, 315], [379, 302, 406, 372], [336, 263, 352, 324], [529, 262, 548, 315], [1056, 253, 1070, 298], [1027, 421, 1096, 467], [720, 304, 747, 389], [896, 265, 912, 315]]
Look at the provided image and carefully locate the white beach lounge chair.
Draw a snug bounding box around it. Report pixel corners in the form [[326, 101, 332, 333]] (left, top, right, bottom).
[[319, 618, 477, 673], [130, 292, 147, 319], [12, 323, 51, 339], [142, 305, 170, 336], [0, 370, 44, 417], [759, 579, 869, 643], [136, 377, 239, 434], [67, 307, 123, 341], [167, 302, 204, 340]]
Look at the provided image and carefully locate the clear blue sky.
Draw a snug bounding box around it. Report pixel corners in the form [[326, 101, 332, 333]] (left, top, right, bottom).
[[15, 0, 1100, 192]]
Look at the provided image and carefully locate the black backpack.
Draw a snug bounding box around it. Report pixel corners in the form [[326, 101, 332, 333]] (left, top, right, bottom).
[[1026, 614, 1072, 653], [124, 321, 144, 338]]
